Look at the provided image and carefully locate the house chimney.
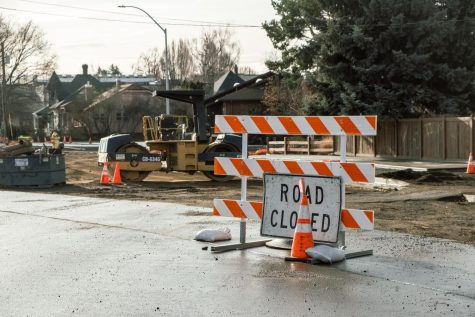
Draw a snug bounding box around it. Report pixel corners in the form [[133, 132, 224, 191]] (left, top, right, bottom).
[[82, 64, 88, 75]]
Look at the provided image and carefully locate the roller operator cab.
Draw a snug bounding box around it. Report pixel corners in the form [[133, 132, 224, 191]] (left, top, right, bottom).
[[97, 90, 242, 182]]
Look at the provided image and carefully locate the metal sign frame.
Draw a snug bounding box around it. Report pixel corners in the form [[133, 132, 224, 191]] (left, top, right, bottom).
[[261, 173, 342, 244]]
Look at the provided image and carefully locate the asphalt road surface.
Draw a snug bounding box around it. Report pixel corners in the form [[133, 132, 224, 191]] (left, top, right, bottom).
[[0, 191, 473, 316]]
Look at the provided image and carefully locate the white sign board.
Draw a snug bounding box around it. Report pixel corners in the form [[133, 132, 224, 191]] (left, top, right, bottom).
[[261, 174, 342, 243], [14, 158, 29, 167]]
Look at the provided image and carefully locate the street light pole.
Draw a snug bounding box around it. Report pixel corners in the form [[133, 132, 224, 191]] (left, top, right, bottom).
[[118, 5, 170, 114], [1, 42, 7, 140]]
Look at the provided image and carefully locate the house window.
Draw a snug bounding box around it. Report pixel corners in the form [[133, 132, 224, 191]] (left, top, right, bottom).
[[73, 120, 84, 127], [93, 113, 106, 123], [116, 112, 128, 121]]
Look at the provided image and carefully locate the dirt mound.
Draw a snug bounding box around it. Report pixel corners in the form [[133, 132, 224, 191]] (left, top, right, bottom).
[[414, 174, 441, 183], [378, 169, 461, 183], [378, 169, 420, 180]]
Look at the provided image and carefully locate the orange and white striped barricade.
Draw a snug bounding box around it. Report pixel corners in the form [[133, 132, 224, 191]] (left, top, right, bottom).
[[210, 115, 377, 256], [213, 200, 374, 231]]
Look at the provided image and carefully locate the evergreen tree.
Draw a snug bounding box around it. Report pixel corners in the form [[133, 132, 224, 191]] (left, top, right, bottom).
[[96, 66, 108, 76], [108, 64, 122, 76], [264, 0, 475, 117]]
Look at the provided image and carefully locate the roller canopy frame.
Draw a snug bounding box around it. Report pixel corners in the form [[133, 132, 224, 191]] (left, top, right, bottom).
[[152, 90, 208, 143]]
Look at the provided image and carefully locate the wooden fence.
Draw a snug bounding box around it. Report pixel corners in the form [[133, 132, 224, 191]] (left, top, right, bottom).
[[266, 116, 474, 161], [267, 137, 333, 155], [334, 116, 474, 161]]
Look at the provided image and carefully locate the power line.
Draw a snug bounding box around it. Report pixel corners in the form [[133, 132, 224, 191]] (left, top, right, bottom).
[[3, 3, 474, 29], [0, 6, 148, 25], [11, 1, 263, 28], [18, 0, 255, 26], [0, 6, 263, 28]]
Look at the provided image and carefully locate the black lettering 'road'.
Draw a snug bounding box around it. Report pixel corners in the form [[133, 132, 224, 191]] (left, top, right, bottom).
[[280, 184, 288, 202], [293, 185, 300, 203], [315, 186, 324, 204]]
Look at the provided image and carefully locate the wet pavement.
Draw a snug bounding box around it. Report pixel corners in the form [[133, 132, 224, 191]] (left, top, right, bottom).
[[0, 190, 473, 316]]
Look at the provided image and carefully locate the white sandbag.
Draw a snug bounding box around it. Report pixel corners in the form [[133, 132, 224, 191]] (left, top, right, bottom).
[[306, 244, 346, 264], [194, 227, 232, 242]]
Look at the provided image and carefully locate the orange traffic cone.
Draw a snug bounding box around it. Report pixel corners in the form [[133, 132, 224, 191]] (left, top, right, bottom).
[[68, 135, 72, 144], [290, 178, 315, 259], [467, 152, 474, 174], [112, 162, 123, 185], [100, 162, 110, 185]]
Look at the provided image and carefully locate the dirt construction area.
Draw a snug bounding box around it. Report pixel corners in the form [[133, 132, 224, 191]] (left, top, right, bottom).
[[10, 150, 475, 246]]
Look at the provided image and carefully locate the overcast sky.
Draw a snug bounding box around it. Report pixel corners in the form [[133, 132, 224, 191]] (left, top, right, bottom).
[[1, 0, 278, 75]]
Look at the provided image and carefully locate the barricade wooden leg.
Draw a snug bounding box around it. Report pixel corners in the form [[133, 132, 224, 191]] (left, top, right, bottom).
[[240, 219, 246, 244], [338, 230, 346, 249]]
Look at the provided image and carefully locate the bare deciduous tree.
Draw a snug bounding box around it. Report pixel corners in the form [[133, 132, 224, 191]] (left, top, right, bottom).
[[133, 47, 162, 80], [238, 66, 257, 75], [0, 15, 56, 135], [0, 17, 56, 86], [134, 38, 195, 84], [193, 29, 240, 91], [262, 76, 308, 115], [164, 39, 195, 82], [134, 29, 240, 91]]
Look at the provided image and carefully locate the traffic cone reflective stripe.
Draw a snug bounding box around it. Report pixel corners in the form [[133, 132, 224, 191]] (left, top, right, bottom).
[[100, 163, 110, 185], [112, 162, 123, 185], [298, 177, 305, 193], [290, 179, 315, 259], [467, 152, 474, 174]]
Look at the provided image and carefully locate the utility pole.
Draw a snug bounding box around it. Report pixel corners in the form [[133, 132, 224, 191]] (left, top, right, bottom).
[[1, 42, 7, 140], [164, 28, 170, 114]]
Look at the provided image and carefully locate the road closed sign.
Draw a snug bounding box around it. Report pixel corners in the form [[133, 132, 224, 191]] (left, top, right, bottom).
[[261, 174, 342, 243]]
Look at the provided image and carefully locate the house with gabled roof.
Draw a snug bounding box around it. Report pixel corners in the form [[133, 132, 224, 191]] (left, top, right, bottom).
[[43, 65, 104, 107], [205, 71, 274, 119], [80, 82, 164, 137], [33, 65, 273, 140], [34, 80, 101, 138], [213, 71, 246, 94], [34, 64, 162, 139]]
